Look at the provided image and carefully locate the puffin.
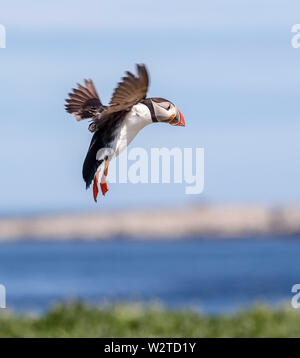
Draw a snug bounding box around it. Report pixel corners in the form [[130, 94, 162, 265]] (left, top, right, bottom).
[[65, 64, 185, 202]]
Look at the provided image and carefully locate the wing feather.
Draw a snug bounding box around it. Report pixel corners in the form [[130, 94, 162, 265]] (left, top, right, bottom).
[[65, 79, 104, 121], [109, 64, 149, 108], [65, 64, 150, 132]]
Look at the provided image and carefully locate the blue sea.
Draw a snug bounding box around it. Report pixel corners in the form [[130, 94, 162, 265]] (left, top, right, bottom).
[[0, 237, 299, 314]]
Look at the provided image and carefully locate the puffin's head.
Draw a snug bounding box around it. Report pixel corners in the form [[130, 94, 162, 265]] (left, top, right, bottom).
[[147, 97, 185, 127]]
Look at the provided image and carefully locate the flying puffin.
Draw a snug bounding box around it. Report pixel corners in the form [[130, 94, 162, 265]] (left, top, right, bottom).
[[65, 64, 185, 202]]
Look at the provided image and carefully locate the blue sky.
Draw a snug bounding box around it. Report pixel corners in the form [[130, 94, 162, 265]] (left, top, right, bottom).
[[1, 0, 300, 214]]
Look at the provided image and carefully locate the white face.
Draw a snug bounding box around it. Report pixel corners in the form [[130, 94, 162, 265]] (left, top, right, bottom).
[[151, 98, 177, 123]]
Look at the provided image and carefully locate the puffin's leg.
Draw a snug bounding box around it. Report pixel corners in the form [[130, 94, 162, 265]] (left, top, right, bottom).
[[100, 161, 109, 196], [93, 168, 101, 202]]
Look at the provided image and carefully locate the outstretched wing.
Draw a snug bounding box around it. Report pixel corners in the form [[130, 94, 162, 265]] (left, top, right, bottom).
[[97, 64, 149, 121], [65, 65, 149, 132], [110, 64, 149, 107], [65, 79, 105, 121]]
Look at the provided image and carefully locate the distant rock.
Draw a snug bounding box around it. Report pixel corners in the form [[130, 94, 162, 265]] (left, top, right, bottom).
[[0, 205, 300, 241]]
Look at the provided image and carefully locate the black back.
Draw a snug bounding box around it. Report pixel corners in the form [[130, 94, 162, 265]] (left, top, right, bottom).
[[82, 112, 126, 188]]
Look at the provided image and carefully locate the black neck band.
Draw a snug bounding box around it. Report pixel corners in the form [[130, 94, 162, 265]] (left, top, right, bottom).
[[142, 99, 158, 122]]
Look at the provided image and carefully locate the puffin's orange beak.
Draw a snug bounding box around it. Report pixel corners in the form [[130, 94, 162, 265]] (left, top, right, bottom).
[[177, 110, 185, 126], [169, 109, 185, 127]]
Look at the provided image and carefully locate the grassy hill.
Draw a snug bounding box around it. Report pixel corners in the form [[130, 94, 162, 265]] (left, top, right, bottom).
[[0, 302, 299, 337]]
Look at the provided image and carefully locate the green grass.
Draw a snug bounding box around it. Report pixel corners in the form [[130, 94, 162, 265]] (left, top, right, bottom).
[[0, 302, 299, 337]]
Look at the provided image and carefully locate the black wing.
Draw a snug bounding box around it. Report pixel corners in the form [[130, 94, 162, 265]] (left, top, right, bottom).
[[93, 64, 149, 124], [65, 79, 105, 121]]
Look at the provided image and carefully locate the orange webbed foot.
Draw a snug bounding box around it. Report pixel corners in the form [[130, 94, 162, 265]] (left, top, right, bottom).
[[93, 173, 100, 202], [100, 182, 109, 196]]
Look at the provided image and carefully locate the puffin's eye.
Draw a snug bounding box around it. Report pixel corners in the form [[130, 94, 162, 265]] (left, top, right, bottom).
[[152, 98, 172, 110], [159, 102, 170, 110]]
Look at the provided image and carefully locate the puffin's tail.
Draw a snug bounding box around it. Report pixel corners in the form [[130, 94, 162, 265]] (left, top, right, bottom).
[[65, 79, 106, 124], [83, 150, 103, 190]]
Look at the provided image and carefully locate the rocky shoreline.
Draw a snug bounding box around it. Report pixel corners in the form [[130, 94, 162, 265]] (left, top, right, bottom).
[[0, 205, 300, 241]]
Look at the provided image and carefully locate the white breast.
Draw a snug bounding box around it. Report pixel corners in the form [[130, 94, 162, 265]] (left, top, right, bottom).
[[113, 103, 152, 157]]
